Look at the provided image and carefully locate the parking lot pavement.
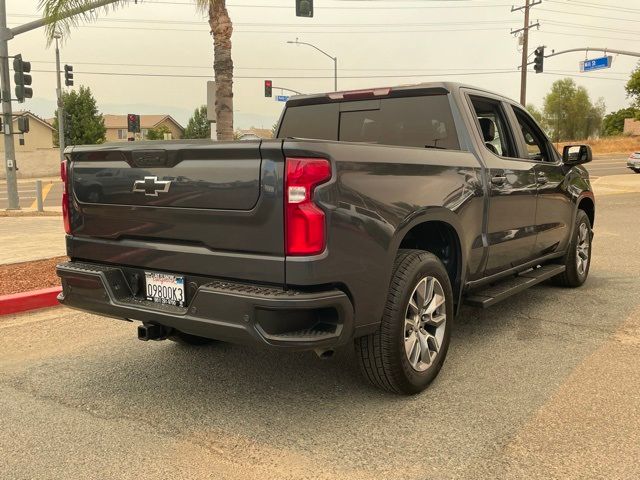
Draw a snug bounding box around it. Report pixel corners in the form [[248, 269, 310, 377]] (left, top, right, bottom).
[[1, 193, 639, 480], [0, 216, 65, 264]]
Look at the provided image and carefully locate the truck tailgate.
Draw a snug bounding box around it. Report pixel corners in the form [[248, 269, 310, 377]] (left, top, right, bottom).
[[66, 140, 285, 284]]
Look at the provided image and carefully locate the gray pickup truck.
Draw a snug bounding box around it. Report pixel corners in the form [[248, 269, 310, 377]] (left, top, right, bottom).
[[57, 82, 595, 394]]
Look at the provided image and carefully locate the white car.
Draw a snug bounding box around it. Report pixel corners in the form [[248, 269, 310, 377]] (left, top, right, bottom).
[[628, 152, 640, 173]]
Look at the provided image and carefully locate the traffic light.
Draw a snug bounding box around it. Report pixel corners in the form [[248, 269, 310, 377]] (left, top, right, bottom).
[[13, 54, 33, 103], [17, 116, 30, 134], [64, 64, 74, 87], [533, 47, 545, 74], [296, 0, 313, 17], [264, 80, 272, 98], [127, 113, 141, 133]]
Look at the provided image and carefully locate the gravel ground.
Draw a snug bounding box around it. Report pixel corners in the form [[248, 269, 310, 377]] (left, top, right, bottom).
[[1, 193, 639, 479], [0, 256, 66, 296]]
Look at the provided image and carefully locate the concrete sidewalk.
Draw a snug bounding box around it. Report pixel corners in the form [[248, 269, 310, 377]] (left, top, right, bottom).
[[0, 217, 66, 264]]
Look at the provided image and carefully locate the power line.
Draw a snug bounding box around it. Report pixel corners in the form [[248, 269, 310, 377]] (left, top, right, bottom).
[[9, 13, 517, 28], [533, 29, 640, 44], [546, 0, 640, 15], [144, 0, 515, 8], [7, 22, 516, 34], [31, 68, 521, 79], [538, 7, 640, 23], [31, 59, 519, 72], [542, 19, 640, 36]]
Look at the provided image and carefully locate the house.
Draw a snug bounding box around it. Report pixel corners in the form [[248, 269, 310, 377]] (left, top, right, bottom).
[[623, 118, 640, 136], [236, 127, 273, 140], [0, 111, 55, 152], [103, 114, 184, 141]]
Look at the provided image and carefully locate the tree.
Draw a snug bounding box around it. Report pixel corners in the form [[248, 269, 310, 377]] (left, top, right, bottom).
[[40, 0, 234, 140], [146, 124, 172, 140], [626, 63, 640, 107], [542, 78, 605, 141], [601, 107, 639, 136], [53, 85, 106, 146], [526, 104, 544, 126], [184, 105, 211, 139]]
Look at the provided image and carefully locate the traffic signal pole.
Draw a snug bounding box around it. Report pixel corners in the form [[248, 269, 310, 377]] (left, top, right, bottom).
[[0, 0, 120, 210], [544, 47, 640, 60], [0, 0, 19, 209], [55, 34, 65, 162]]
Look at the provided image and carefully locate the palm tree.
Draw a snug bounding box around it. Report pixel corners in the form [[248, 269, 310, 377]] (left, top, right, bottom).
[[39, 0, 234, 140]]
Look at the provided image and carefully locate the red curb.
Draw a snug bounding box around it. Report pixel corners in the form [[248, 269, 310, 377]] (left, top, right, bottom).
[[0, 287, 62, 316]]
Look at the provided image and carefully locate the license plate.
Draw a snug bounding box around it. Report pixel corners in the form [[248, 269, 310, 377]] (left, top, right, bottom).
[[145, 272, 185, 307]]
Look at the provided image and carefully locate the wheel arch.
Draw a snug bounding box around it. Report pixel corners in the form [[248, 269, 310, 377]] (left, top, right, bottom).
[[391, 209, 466, 305], [577, 194, 595, 228]]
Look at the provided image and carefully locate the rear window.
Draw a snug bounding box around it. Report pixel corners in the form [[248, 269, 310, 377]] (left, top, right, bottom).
[[278, 95, 459, 150]]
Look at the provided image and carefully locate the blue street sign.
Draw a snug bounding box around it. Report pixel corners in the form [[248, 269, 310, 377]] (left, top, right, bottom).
[[275, 95, 290, 102], [580, 56, 612, 72]]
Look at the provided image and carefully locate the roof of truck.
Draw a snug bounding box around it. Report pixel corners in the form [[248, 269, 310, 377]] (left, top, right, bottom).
[[285, 82, 515, 107]]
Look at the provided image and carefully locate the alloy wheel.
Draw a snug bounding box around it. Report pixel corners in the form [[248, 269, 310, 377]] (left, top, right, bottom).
[[404, 276, 447, 372], [576, 222, 591, 276]]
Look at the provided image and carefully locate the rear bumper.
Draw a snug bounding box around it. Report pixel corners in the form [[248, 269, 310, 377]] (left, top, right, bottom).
[[56, 261, 354, 350]]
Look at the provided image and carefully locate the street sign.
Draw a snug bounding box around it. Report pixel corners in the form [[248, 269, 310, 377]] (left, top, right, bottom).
[[580, 56, 612, 72], [275, 95, 290, 102]]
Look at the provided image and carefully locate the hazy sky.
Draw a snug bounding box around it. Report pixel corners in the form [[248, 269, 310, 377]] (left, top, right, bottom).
[[7, 0, 638, 129]]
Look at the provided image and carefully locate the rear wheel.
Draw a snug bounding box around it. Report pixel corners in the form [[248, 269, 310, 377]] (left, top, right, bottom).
[[552, 209, 592, 287], [168, 330, 217, 346], [355, 249, 453, 395]]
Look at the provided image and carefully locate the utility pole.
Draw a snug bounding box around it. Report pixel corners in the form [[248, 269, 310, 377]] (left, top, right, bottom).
[[511, 0, 541, 106], [0, 0, 121, 210], [54, 33, 65, 161]]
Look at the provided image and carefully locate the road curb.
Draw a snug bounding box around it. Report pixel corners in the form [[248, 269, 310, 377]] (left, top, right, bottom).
[[0, 287, 62, 316]]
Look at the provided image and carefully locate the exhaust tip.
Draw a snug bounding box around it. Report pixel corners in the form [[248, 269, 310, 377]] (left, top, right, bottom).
[[314, 348, 335, 359]]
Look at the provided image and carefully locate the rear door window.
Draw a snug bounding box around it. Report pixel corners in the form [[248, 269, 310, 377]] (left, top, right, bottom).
[[339, 96, 459, 150], [278, 95, 460, 150]]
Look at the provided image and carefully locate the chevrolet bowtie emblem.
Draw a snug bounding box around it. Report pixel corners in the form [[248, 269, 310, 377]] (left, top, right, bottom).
[[132, 176, 171, 197]]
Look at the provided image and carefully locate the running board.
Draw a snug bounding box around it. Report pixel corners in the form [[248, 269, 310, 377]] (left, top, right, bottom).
[[464, 264, 566, 308]]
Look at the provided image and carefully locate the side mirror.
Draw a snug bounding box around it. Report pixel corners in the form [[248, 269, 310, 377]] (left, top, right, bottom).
[[563, 144, 592, 165]]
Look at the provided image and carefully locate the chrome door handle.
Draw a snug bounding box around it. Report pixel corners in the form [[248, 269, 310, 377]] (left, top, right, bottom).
[[491, 175, 507, 186], [537, 173, 548, 184]]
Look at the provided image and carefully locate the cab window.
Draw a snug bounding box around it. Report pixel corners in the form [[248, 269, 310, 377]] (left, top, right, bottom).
[[512, 106, 551, 162], [469, 96, 516, 158]]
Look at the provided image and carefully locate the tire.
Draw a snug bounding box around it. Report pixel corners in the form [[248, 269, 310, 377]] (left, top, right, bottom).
[[168, 330, 217, 346], [552, 209, 592, 287], [633, 168, 640, 174], [355, 249, 454, 395]]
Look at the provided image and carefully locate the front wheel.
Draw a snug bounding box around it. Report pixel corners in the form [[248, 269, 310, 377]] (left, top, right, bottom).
[[552, 209, 592, 287], [355, 249, 453, 395]]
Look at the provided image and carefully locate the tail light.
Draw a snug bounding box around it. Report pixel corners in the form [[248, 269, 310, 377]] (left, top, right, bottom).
[[61, 159, 71, 234], [285, 157, 331, 256]]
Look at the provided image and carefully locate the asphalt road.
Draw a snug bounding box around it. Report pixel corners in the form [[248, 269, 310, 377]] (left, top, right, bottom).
[[1, 193, 639, 480], [585, 154, 634, 178]]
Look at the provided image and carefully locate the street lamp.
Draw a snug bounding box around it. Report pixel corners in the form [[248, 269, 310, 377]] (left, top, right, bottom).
[[287, 38, 337, 91]]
